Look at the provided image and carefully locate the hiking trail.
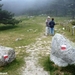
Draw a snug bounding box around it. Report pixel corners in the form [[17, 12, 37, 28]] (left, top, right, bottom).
[[21, 34, 52, 75]]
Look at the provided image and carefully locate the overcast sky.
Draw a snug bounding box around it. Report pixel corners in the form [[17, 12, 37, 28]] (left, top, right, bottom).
[[1, 0, 53, 15]]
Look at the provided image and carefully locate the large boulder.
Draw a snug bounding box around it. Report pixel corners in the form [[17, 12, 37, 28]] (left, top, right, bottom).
[[0, 46, 15, 66], [50, 33, 75, 67]]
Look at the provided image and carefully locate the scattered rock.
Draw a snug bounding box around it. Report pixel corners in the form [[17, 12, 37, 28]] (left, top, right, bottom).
[[21, 35, 50, 75], [15, 38, 22, 41]]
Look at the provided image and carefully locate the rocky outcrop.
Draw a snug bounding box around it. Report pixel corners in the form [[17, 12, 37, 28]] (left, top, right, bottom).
[[0, 46, 15, 66], [50, 33, 75, 67]]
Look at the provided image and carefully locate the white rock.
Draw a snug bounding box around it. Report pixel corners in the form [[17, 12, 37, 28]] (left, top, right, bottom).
[[50, 33, 75, 67], [0, 46, 15, 66], [62, 27, 65, 30], [15, 38, 22, 41]]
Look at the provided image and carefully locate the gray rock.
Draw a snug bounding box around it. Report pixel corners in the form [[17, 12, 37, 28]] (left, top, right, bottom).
[[50, 33, 75, 67], [0, 46, 15, 66]]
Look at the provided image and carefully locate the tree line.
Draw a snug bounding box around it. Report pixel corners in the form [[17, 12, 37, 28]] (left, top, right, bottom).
[[23, 0, 75, 19], [0, 0, 75, 25]]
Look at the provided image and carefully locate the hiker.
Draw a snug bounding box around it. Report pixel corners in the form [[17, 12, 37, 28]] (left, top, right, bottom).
[[45, 16, 50, 35], [49, 18, 55, 35]]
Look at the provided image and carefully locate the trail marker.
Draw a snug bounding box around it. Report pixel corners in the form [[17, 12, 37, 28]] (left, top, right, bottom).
[[61, 45, 66, 51], [4, 55, 9, 61]]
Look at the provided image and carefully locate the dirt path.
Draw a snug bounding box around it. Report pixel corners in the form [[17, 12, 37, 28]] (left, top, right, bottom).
[[21, 35, 51, 75]]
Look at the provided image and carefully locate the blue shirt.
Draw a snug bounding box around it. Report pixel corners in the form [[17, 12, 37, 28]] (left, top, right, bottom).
[[49, 20, 55, 28]]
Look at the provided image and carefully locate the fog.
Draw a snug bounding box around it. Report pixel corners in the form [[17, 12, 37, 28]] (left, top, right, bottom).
[[1, 0, 54, 15]]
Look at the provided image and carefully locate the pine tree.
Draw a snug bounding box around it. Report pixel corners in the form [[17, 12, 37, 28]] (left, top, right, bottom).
[[0, 0, 19, 25]]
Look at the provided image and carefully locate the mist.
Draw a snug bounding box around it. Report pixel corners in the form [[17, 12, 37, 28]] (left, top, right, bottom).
[[1, 0, 54, 15]]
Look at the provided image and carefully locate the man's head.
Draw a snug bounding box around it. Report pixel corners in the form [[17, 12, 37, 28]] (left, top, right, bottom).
[[52, 18, 54, 21]]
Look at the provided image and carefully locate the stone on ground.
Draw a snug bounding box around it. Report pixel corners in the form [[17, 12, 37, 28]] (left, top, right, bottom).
[[0, 46, 15, 66], [50, 33, 75, 67]]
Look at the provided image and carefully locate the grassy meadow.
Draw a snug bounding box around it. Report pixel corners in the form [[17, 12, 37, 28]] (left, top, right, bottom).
[[39, 17, 75, 75], [0, 16, 75, 75], [0, 16, 45, 75]]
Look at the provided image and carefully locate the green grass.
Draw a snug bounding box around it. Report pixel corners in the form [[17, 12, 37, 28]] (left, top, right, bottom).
[[38, 17, 75, 75], [39, 56, 59, 75], [61, 64, 75, 75], [0, 16, 75, 75], [0, 16, 44, 75], [39, 55, 75, 75], [55, 18, 75, 42]]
